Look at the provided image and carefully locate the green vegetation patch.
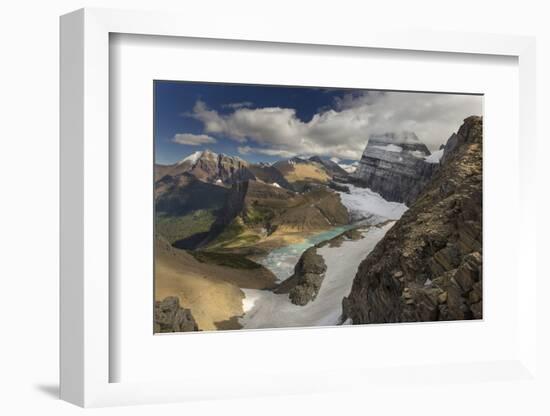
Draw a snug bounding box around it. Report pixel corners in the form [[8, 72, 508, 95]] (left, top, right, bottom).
[[156, 209, 216, 244], [190, 251, 263, 270], [205, 217, 262, 250], [245, 206, 275, 225], [209, 218, 245, 245]]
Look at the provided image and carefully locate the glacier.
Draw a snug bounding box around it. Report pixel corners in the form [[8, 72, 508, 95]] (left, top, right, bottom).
[[240, 222, 394, 329]]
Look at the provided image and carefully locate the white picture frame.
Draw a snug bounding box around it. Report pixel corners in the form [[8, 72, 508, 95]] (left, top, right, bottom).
[[60, 7, 538, 408]]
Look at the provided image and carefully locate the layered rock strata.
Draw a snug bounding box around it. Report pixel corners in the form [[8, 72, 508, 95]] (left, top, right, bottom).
[[342, 116, 483, 324], [352, 132, 437, 205]]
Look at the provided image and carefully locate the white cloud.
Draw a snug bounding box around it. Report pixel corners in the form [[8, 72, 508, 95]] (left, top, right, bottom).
[[172, 133, 217, 146], [189, 92, 482, 160], [332, 91, 483, 152], [237, 146, 296, 158]]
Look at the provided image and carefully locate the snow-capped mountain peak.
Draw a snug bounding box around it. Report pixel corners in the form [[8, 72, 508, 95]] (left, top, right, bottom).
[[177, 149, 222, 166], [177, 151, 203, 165]]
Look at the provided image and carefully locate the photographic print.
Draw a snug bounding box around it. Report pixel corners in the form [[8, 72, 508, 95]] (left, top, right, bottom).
[[153, 81, 483, 333]]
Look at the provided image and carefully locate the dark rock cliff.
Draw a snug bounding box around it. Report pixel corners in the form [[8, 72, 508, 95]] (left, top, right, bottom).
[[155, 172, 228, 216], [248, 163, 292, 190], [342, 116, 483, 324], [275, 247, 327, 306], [201, 180, 350, 249]]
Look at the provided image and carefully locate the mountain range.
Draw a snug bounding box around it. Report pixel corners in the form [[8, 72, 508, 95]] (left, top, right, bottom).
[[155, 130, 447, 251], [155, 151, 354, 253], [155, 118, 482, 332]]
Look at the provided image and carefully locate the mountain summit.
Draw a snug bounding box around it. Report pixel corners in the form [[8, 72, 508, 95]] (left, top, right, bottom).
[[352, 132, 437, 204], [155, 150, 254, 185]]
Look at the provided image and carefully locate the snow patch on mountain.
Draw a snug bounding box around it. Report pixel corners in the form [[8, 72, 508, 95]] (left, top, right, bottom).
[[337, 161, 358, 173], [373, 144, 403, 153], [338, 184, 408, 221], [410, 150, 427, 158], [424, 148, 444, 164], [178, 151, 203, 165]]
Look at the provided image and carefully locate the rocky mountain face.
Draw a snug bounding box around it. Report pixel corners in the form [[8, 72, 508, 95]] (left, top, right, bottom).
[[155, 172, 228, 216], [155, 173, 230, 246], [155, 151, 353, 252], [193, 150, 255, 184], [352, 132, 438, 205], [154, 296, 199, 333], [275, 247, 327, 305], [342, 116, 483, 324], [156, 152, 349, 194], [200, 180, 350, 252], [155, 150, 255, 186], [308, 156, 349, 177], [272, 157, 332, 191], [204, 180, 295, 241], [247, 163, 292, 189]]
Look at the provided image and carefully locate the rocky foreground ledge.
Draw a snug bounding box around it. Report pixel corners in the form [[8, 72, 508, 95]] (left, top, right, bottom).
[[342, 116, 483, 323], [154, 296, 199, 333]]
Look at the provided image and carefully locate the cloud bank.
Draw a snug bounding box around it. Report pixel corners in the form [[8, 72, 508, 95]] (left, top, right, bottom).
[[188, 91, 482, 160], [237, 146, 296, 158], [172, 133, 217, 146]]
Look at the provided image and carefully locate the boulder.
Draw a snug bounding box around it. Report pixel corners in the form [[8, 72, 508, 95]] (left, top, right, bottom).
[[275, 247, 327, 306], [154, 296, 199, 333]]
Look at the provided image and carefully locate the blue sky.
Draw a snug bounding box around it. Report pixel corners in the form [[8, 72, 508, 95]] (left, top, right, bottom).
[[154, 81, 482, 165], [154, 81, 350, 164]]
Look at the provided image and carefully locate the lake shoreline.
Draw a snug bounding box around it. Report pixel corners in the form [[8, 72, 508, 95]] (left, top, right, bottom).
[[239, 222, 395, 329]]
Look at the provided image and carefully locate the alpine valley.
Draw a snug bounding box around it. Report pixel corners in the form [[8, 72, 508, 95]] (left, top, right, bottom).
[[154, 117, 483, 332]]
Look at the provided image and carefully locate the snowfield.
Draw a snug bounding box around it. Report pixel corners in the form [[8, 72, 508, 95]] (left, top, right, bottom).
[[425, 148, 444, 164], [338, 184, 408, 222], [373, 144, 403, 153], [240, 222, 394, 329], [338, 162, 358, 173], [410, 150, 427, 158], [239, 183, 408, 329], [178, 150, 202, 165]]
